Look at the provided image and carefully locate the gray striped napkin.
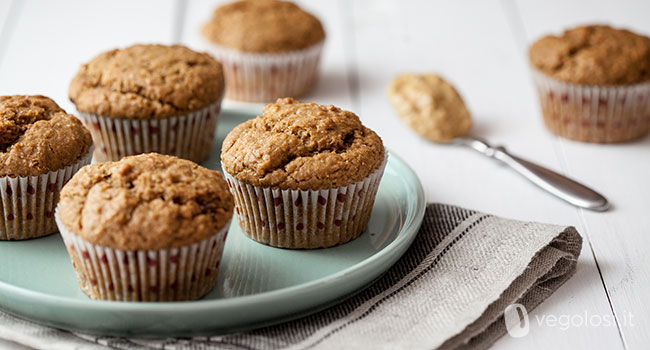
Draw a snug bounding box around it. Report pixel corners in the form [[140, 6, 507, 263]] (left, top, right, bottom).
[[0, 203, 581, 350]]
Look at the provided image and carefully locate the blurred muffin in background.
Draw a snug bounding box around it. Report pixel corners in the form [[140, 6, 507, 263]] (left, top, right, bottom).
[[529, 25, 650, 143], [202, 0, 325, 102]]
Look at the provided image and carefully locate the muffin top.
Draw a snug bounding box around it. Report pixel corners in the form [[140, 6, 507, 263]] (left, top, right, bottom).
[[0, 95, 92, 177], [221, 98, 385, 190], [388, 73, 472, 143], [529, 25, 650, 85], [202, 0, 325, 53], [69, 44, 224, 119], [58, 153, 234, 250]]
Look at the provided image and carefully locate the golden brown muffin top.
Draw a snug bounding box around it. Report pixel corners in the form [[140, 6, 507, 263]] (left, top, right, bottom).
[[69, 44, 224, 119], [58, 153, 234, 250], [202, 0, 325, 53], [388, 73, 472, 143], [529, 25, 650, 85], [221, 98, 385, 190], [0, 95, 92, 177]]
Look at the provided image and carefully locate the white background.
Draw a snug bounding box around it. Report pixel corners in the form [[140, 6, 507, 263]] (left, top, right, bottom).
[[0, 0, 648, 349]]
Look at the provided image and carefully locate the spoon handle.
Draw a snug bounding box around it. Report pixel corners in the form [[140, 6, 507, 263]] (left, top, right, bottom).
[[455, 137, 610, 211]]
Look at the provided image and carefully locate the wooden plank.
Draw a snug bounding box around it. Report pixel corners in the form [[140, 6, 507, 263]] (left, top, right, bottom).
[[0, 0, 18, 69], [349, 0, 623, 348], [515, 1, 650, 349], [0, 0, 13, 29], [0, 339, 31, 350], [0, 1, 633, 349], [181, 0, 354, 112], [0, 0, 177, 113]]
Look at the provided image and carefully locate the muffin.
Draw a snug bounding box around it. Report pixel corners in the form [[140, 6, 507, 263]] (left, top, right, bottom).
[[69, 44, 224, 162], [0, 95, 92, 240], [221, 98, 386, 249], [56, 153, 234, 301], [529, 25, 650, 143], [388, 73, 473, 143], [202, 0, 325, 102]]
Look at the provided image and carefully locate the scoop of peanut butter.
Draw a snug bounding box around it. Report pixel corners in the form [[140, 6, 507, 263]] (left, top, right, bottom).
[[387, 73, 472, 143]]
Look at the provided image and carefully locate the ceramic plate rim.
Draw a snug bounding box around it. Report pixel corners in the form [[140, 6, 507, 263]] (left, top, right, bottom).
[[0, 143, 425, 315]]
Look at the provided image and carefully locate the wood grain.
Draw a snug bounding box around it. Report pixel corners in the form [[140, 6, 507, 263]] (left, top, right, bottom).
[[0, 0, 646, 348], [0, 0, 177, 113], [348, 0, 624, 348], [515, 1, 650, 348], [0, 0, 18, 71]]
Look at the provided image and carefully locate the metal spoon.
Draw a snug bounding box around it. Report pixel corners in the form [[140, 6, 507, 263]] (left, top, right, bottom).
[[452, 136, 610, 211]]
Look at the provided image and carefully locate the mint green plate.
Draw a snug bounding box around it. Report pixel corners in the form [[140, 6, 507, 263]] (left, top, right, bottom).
[[0, 110, 425, 337]]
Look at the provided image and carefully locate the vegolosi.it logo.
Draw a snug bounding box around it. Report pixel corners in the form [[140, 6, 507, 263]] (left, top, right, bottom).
[[504, 303, 530, 338], [504, 303, 634, 337]]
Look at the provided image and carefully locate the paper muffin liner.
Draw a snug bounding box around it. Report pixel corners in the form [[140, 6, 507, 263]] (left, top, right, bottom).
[[56, 212, 231, 302], [531, 68, 650, 143], [203, 41, 324, 102], [77, 100, 222, 163], [223, 155, 388, 249], [0, 150, 92, 240]]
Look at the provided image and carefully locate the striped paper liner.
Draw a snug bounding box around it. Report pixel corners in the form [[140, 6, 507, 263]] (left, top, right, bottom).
[[77, 100, 222, 163], [56, 214, 231, 302], [531, 68, 650, 143], [0, 150, 92, 240], [203, 41, 323, 102], [222, 156, 387, 249]]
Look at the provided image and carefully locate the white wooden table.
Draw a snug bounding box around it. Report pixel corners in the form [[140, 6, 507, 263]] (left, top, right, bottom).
[[0, 1, 648, 349]]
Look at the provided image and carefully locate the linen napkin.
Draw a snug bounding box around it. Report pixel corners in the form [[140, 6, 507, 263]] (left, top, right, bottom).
[[0, 203, 582, 350]]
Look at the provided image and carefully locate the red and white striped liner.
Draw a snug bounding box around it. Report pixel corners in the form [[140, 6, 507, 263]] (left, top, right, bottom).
[[56, 213, 230, 302], [203, 40, 324, 102], [77, 100, 223, 163], [0, 150, 92, 240], [222, 155, 387, 249], [531, 68, 650, 143]]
